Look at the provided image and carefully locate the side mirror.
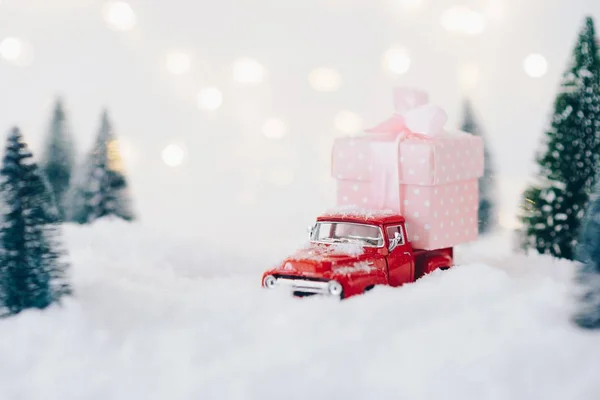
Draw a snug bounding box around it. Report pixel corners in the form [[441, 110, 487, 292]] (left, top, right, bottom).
[[388, 232, 401, 252], [307, 224, 316, 240]]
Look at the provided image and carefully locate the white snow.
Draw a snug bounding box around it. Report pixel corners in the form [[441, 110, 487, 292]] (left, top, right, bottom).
[[294, 241, 365, 261], [322, 205, 397, 220], [327, 242, 365, 256], [1, 221, 600, 399], [333, 261, 375, 275]]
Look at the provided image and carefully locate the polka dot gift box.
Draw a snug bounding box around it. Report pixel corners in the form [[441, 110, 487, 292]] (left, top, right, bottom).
[[331, 87, 484, 250]]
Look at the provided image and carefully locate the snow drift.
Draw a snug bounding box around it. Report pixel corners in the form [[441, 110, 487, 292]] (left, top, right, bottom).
[[0, 221, 599, 400]]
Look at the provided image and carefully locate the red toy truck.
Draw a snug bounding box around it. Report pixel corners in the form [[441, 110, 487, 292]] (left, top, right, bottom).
[[261, 209, 453, 299]]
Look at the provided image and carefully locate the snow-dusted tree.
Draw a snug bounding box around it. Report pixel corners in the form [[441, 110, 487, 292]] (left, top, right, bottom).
[[0, 127, 71, 315], [40, 98, 75, 220], [573, 181, 600, 328], [520, 16, 600, 260], [461, 99, 496, 234], [68, 110, 135, 224]]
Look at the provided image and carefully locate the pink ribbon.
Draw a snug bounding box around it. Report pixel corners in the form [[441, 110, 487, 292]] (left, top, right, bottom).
[[366, 87, 447, 138], [370, 131, 433, 213], [366, 87, 447, 212]]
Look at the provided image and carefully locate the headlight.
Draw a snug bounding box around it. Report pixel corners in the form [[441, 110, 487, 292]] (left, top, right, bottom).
[[328, 280, 343, 296], [263, 275, 277, 289]]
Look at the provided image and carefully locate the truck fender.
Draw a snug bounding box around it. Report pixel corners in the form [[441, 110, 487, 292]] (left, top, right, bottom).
[[424, 252, 453, 274]]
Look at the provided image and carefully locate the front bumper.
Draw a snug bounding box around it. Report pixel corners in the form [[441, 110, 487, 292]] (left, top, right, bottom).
[[276, 278, 331, 295], [265, 276, 342, 297]]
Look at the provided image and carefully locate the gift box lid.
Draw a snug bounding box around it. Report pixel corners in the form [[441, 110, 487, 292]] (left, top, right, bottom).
[[331, 130, 484, 186]]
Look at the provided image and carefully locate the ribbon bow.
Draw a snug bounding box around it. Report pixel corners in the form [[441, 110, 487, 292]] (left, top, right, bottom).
[[364, 87, 448, 214], [365, 87, 448, 137]]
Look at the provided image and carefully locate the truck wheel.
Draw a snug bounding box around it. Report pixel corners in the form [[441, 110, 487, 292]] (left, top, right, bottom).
[[364, 285, 375, 293], [440, 266, 450, 271]]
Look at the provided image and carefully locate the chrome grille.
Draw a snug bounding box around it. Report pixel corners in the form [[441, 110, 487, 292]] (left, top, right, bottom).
[[275, 277, 331, 296]]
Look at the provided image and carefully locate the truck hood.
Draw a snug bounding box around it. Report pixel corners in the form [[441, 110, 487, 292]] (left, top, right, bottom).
[[275, 242, 378, 276]]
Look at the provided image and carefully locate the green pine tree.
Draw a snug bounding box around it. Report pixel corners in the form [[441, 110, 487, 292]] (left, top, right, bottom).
[[460, 99, 496, 234], [573, 181, 600, 329], [0, 127, 71, 315], [520, 16, 600, 260], [40, 98, 75, 220], [68, 110, 135, 224]]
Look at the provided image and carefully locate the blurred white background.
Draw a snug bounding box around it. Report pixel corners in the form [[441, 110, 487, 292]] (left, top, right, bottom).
[[0, 0, 598, 252]]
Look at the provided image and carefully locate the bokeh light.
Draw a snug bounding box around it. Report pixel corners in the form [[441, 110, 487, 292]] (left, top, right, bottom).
[[523, 53, 548, 78], [115, 137, 137, 167], [197, 87, 223, 111], [232, 58, 266, 85], [383, 47, 411, 75], [309, 67, 342, 92], [0, 37, 34, 67], [262, 118, 288, 139], [166, 51, 192, 75], [107, 139, 126, 173], [334, 111, 363, 135], [162, 144, 185, 167], [441, 6, 486, 35], [102, 1, 137, 31], [0, 37, 22, 61]]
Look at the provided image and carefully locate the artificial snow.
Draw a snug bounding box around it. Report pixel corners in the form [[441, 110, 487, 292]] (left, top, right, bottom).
[[333, 261, 375, 275], [292, 241, 365, 261], [321, 205, 397, 220], [326, 242, 365, 256], [1, 221, 600, 399]]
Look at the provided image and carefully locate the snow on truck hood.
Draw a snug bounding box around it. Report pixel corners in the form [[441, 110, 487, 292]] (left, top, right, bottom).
[[300, 242, 365, 257], [331, 261, 376, 275], [277, 242, 375, 275]]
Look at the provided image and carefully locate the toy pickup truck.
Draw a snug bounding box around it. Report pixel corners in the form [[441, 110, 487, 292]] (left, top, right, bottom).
[[261, 209, 453, 299]]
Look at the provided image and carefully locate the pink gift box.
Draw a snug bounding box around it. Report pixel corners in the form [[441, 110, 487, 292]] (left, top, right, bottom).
[[331, 88, 484, 250]]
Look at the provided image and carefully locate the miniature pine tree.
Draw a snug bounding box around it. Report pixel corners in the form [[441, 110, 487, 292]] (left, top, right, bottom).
[[520, 16, 600, 260], [40, 98, 75, 220], [460, 99, 496, 234], [68, 110, 135, 224], [573, 181, 600, 328], [0, 127, 71, 315]]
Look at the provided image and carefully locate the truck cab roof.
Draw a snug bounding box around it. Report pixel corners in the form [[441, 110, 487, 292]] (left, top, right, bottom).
[[317, 207, 405, 226]]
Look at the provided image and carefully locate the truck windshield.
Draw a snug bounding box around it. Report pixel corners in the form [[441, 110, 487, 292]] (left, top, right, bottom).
[[311, 222, 383, 247]]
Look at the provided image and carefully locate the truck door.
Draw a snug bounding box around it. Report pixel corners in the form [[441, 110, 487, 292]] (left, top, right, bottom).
[[385, 224, 414, 286]]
